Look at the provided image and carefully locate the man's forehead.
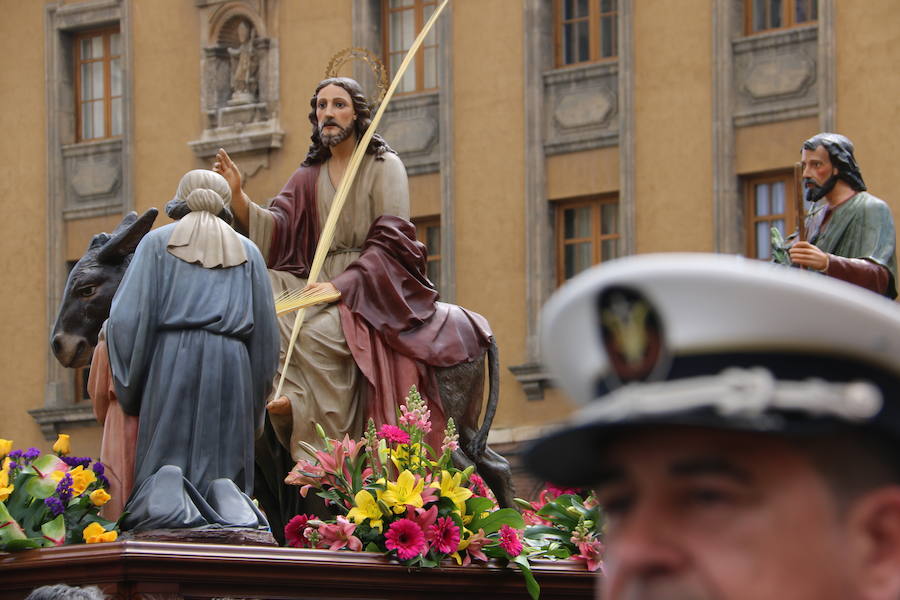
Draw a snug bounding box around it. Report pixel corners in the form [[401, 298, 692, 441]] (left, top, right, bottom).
[[801, 145, 831, 162], [597, 428, 793, 475], [317, 84, 352, 101]]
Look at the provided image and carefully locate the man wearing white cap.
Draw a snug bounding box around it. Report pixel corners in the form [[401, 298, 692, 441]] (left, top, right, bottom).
[[525, 254, 900, 600]]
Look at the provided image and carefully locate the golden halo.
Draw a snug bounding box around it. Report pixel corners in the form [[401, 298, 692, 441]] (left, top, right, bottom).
[[324, 47, 389, 105]]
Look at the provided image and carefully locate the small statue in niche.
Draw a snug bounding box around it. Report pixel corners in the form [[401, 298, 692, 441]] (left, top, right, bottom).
[[227, 21, 258, 105]]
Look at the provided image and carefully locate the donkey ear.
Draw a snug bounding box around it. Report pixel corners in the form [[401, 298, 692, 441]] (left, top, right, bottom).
[[97, 208, 159, 264]]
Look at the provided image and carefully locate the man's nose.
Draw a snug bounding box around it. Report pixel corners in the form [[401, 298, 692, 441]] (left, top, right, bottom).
[[602, 507, 688, 599]]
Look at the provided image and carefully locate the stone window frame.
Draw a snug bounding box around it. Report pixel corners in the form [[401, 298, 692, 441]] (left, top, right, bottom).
[[354, 0, 456, 302], [554, 0, 619, 67], [34, 0, 133, 441], [711, 0, 834, 256], [744, 0, 818, 36], [513, 0, 633, 401]]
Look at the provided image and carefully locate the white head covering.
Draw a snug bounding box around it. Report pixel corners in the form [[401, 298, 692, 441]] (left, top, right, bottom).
[[166, 170, 247, 268]]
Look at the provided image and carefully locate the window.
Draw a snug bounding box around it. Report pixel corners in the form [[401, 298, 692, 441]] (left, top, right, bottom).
[[383, 0, 438, 94], [555, 195, 620, 284], [555, 0, 618, 67], [414, 216, 441, 291], [744, 171, 814, 259], [745, 0, 817, 35], [74, 28, 123, 141]]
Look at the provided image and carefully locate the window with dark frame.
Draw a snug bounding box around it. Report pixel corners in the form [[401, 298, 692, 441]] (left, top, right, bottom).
[[555, 0, 618, 68], [383, 0, 438, 94], [414, 216, 441, 291], [744, 171, 814, 260], [555, 195, 620, 285], [745, 0, 817, 35], [74, 27, 123, 142]]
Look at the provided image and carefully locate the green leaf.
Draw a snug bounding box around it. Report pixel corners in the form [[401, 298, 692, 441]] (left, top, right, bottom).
[[523, 525, 567, 539], [40, 514, 65, 546], [512, 554, 541, 600], [467, 508, 524, 535], [364, 541, 381, 553], [0, 502, 27, 544], [22, 475, 59, 500], [2, 538, 43, 552], [465, 496, 495, 517]]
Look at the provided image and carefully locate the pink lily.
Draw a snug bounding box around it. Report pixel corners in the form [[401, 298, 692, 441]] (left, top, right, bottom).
[[317, 516, 362, 552]]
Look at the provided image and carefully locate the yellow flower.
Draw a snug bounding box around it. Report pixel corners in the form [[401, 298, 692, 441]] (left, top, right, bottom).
[[89, 488, 111, 507], [68, 466, 97, 496], [347, 490, 384, 532], [0, 439, 12, 457], [52, 434, 71, 456], [390, 443, 434, 472], [0, 458, 13, 501], [437, 470, 473, 515], [380, 470, 425, 514], [50, 470, 66, 483], [82, 522, 118, 543]]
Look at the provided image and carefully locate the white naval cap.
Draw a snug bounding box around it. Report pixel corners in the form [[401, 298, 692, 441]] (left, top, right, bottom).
[[524, 253, 900, 486]]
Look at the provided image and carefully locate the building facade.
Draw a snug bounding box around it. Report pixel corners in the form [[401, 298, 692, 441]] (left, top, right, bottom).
[[2, 0, 898, 493]]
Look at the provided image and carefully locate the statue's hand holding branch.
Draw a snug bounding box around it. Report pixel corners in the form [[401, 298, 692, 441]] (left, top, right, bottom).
[[302, 281, 340, 304], [790, 241, 830, 272], [213, 148, 250, 230]]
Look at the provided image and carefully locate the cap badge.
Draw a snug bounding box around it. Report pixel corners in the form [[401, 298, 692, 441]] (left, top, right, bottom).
[[597, 286, 669, 390]]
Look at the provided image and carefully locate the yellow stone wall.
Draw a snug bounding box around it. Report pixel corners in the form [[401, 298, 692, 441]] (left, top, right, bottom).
[[0, 1, 50, 452]]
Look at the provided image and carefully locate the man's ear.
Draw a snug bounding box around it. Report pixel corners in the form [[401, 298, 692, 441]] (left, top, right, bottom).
[[848, 487, 900, 600]]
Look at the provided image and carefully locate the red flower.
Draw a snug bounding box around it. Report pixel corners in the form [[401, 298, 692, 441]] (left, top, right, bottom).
[[428, 516, 461, 554], [498, 524, 523, 557], [284, 514, 316, 548], [377, 424, 410, 445], [385, 518, 428, 560]]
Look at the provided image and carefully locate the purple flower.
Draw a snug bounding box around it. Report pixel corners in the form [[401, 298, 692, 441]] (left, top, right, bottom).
[[8, 450, 22, 461], [44, 497, 65, 517], [62, 456, 91, 469], [95, 473, 109, 488], [56, 473, 74, 503], [8, 461, 18, 471], [23, 447, 40, 461], [91, 462, 105, 476]]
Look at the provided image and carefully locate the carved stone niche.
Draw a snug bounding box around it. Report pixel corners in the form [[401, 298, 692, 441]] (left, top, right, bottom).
[[543, 61, 619, 156], [189, 1, 282, 179], [380, 92, 440, 176]]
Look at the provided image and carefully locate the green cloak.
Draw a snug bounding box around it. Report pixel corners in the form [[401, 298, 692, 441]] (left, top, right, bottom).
[[808, 191, 898, 299]]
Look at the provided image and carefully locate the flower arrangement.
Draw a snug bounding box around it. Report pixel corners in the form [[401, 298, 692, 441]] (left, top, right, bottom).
[[518, 485, 605, 573], [284, 386, 540, 599], [0, 434, 119, 551]]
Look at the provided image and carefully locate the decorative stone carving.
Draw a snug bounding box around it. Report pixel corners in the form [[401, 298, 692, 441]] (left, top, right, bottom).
[[742, 54, 814, 100], [61, 138, 124, 219], [543, 62, 619, 156], [189, 1, 282, 177], [380, 92, 440, 176], [733, 26, 818, 127], [554, 89, 614, 130]]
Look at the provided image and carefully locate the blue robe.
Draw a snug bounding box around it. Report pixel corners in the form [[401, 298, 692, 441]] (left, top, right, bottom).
[[107, 222, 279, 530]]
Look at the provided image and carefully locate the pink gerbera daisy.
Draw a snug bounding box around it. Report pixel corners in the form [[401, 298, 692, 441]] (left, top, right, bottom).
[[428, 516, 461, 554], [284, 514, 315, 548], [378, 424, 411, 445], [385, 518, 427, 560], [498, 524, 523, 557]]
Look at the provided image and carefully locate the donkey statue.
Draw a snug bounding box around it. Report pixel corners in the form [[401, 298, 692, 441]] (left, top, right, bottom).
[[50, 209, 516, 536]]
